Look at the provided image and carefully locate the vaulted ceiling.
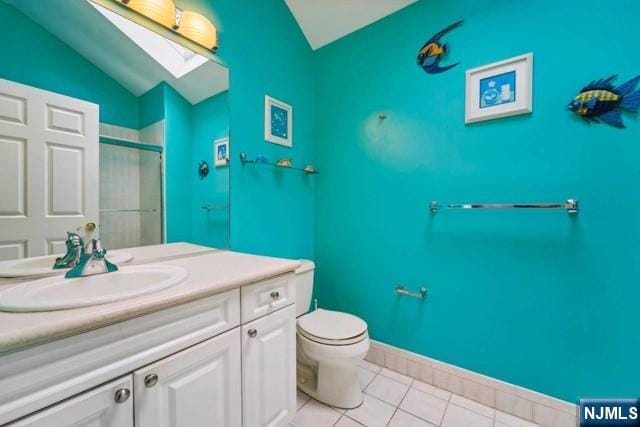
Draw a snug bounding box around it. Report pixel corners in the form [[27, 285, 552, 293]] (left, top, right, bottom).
[[3, 0, 228, 105], [284, 0, 418, 50]]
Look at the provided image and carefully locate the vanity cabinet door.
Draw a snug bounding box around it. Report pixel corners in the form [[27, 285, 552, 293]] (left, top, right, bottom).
[[242, 304, 296, 427], [133, 327, 241, 427], [9, 376, 133, 427]]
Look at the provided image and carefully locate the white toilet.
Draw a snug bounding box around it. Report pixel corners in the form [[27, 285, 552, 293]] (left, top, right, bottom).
[[295, 260, 370, 409]]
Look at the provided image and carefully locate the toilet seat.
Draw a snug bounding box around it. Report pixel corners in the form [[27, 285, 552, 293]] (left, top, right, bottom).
[[297, 308, 368, 346]]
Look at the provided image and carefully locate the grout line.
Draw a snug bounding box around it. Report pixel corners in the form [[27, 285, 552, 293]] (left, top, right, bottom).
[[439, 398, 451, 426], [339, 413, 366, 426], [434, 388, 453, 427], [377, 369, 414, 386], [361, 372, 376, 394], [361, 370, 377, 391], [384, 377, 415, 427], [296, 389, 312, 413]]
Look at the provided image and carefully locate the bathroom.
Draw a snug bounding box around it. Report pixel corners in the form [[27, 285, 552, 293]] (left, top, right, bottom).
[[0, 0, 638, 426]]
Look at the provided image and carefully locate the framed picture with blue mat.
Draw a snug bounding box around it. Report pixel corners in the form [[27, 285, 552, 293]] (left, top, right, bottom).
[[214, 138, 229, 167], [465, 53, 533, 123], [265, 95, 293, 147]]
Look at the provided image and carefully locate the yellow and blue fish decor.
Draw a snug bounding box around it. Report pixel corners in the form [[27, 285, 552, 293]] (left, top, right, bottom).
[[417, 20, 463, 74], [568, 75, 640, 128]]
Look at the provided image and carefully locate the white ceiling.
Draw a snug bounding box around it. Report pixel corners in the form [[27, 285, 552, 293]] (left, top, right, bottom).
[[285, 0, 418, 50], [3, 0, 228, 105]]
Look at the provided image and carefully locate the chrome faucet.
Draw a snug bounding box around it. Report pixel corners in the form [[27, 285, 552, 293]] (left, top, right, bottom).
[[65, 239, 118, 278], [52, 223, 97, 270], [53, 232, 85, 269]]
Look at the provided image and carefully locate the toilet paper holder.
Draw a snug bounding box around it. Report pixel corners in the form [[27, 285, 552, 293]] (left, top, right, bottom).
[[395, 285, 427, 300]]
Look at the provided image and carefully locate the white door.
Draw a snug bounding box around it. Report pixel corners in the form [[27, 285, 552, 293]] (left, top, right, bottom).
[[242, 305, 296, 427], [0, 78, 99, 260], [9, 376, 133, 427], [133, 328, 242, 427]]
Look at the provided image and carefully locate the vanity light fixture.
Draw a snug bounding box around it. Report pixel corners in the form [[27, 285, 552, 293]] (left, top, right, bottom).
[[120, 0, 176, 28], [119, 0, 218, 51], [176, 10, 217, 51]]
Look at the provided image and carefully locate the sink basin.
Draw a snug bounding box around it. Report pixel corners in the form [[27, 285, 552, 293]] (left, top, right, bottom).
[[0, 251, 134, 278], [0, 265, 188, 312]]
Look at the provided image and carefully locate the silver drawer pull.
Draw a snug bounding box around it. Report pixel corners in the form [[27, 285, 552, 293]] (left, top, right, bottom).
[[270, 291, 280, 300], [114, 388, 130, 403], [248, 328, 258, 338], [144, 374, 158, 388]]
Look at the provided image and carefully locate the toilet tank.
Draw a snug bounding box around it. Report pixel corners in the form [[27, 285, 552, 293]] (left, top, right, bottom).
[[295, 260, 315, 317]]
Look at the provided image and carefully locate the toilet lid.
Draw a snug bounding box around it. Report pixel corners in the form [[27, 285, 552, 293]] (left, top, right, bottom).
[[297, 308, 367, 341]]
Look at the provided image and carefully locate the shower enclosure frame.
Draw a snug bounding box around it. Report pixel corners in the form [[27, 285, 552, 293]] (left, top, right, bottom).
[[99, 136, 165, 248]]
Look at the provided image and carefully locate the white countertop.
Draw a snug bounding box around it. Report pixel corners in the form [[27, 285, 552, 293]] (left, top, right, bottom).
[[0, 248, 300, 354]]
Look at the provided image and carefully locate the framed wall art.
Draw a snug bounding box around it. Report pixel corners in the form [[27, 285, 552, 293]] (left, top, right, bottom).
[[265, 95, 293, 147], [214, 138, 229, 167], [465, 53, 533, 123]]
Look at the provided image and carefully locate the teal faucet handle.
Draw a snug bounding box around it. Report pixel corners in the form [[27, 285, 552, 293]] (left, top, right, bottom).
[[53, 232, 85, 269], [66, 232, 84, 247], [64, 238, 118, 278], [90, 239, 107, 259]]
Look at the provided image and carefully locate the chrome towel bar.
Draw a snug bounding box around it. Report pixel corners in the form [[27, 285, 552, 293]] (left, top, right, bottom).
[[201, 204, 230, 211], [395, 285, 427, 300], [99, 208, 158, 214], [429, 199, 578, 214]]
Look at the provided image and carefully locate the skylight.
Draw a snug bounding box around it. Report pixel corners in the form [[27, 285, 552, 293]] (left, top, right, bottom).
[[90, 2, 209, 79]]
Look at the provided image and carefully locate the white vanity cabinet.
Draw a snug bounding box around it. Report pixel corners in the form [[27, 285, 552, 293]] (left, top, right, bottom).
[[9, 376, 134, 427], [0, 272, 298, 427], [133, 327, 242, 427], [242, 304, 297, 427]]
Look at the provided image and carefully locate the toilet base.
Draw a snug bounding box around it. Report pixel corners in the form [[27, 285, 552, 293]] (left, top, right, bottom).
[[297, 359, 363, 409], [296, 334, 370, 409]]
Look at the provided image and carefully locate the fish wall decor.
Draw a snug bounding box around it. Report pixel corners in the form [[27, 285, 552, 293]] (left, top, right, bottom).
[[568, 74, 640, 128], [417, 20, 463, 74], [198, 160, 209, 180]]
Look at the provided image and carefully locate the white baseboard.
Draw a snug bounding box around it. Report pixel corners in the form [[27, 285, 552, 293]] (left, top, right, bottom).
[[366, 340, 578, 427]]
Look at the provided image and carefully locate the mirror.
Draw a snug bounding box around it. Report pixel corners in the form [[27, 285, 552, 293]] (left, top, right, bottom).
[[0, 0, 230, 267]]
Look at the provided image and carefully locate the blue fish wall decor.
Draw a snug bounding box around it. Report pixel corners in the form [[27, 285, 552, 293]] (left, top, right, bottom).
[[417, 20, 463, 74], [568, 74, 640, 128], [198, 160, 209, 180]]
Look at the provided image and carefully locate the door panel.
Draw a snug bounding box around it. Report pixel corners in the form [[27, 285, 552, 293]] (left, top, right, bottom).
[[0, 78, 99, 259], [46, 143, 85, 216], [0, 241, 26, 261], [8, 376, 133, 427], [242, 305, 296, 427], [0, 92, 26, 124], [0, 136, 26, 216], [133, 328, 242, 427], [46, 105, 85, 135]]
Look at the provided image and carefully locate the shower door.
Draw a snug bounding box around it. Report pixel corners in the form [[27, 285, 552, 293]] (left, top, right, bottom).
[[99, 142, 163, 250]]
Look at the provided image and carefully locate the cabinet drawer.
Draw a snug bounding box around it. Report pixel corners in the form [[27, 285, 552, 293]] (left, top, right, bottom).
[[241, 273, 296, 322], [9, 376, 133, 427]]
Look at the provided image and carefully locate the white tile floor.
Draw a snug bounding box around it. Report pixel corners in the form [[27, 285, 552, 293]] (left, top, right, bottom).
[[291, 360, 542, 427]]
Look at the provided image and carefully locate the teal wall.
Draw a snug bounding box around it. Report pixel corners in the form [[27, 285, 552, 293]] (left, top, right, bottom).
[[139, 84, 166, 129], [313, 0, 640, 402], [2, 0, 316, 260], [181, 0, 315, 259], [0, 3, 140, 129], [191, 91, 230, 248], [163, 84, 194, 243], [158, 84, 230, 248]]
